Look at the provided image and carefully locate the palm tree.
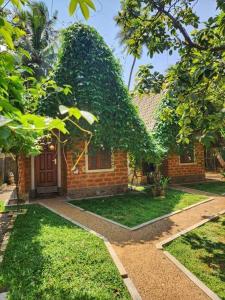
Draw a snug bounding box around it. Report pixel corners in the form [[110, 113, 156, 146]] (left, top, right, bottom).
[[116, 25, 140, 91], [16, 1, 58, 78]]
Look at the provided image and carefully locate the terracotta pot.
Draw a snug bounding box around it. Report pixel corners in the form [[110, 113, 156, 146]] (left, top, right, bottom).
[[8, 172, 15, 185]]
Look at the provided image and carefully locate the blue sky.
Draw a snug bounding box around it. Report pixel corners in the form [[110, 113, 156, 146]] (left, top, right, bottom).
[[43, 0, 216, 88]]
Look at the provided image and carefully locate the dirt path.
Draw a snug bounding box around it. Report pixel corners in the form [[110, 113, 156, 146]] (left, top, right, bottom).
[[38, 195, 225, 300]]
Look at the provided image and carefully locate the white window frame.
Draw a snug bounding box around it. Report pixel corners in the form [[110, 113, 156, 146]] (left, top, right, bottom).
[[85, 144, 114, 173], [179, 147, 196, 165]]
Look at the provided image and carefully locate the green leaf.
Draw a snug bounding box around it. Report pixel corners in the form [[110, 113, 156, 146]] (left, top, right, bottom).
[[69, 0, 78, 16], [80, 110, 97, 124], [59, 105, 69, 115], [0, 28, 14, 49], [68, 107, 81, 119], [11, 0, 21, 8], [84, 0, 96, 10], [0, 127, 11, 140], [48, 118, 68, 134], [0, 17, 4, 27], [0, 115, 12, 127], [79, 2, 89, 20]]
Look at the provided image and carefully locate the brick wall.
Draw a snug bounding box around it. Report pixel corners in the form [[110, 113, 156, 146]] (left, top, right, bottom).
[[17, 143, 128, 199], [66, 143, 128, 198], [18, 156, 30, 198], [162, 143, 205, 183]]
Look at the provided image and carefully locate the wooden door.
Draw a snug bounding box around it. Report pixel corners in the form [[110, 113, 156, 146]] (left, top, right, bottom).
[[35, 144, 57, 193]]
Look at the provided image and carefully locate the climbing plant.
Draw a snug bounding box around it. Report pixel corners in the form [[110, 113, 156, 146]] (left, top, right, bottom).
[[116, 0, 225, 166], [0, 0, 97, 200], [39, 24, 165, 163]]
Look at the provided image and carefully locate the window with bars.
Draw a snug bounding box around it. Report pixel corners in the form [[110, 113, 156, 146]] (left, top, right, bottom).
[[179, 147, 195, 164], [87, 145, 112, 171]]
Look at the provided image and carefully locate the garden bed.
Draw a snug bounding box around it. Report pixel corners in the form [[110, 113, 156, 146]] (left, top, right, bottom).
[[70, 189, 207, 228], [185, 181, 225, 195], [165, 214, 225, 300], [0, 205, 130, 299]]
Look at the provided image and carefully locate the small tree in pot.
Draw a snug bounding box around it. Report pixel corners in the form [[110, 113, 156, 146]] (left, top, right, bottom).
[[151, 164, 170, 198]]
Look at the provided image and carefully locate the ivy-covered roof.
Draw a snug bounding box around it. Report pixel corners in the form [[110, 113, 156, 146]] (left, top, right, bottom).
[[39, 24, 164, 162]]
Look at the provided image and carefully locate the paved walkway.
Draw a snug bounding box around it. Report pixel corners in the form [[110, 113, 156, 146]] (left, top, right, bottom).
[[38, 193, 225, 300], [0, 186, 16, 204]]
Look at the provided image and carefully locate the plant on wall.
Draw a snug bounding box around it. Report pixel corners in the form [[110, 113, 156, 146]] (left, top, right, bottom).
[[39, 23, 165, 164], [0, 0, 97, 201], [116, 0, 225, 169]]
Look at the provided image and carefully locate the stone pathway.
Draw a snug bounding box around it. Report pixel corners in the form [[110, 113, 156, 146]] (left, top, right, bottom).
[[0, 186, 16, 204], [38, 193, 225, 300]]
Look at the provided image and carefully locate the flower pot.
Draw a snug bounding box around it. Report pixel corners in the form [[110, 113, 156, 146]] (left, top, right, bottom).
[[8, 172, 15, 185]]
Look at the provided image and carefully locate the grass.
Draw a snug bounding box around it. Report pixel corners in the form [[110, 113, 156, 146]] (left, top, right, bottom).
[[165, 214, 225, 300], [70, 189, 207, 227], [186, 181, 225, 195], [0, 205, 130, 300], [0, 200, 5, 212]]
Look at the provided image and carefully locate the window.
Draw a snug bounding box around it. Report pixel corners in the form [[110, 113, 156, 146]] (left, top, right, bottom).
[[180, 147, 195, 164], [87, 145, 112, 171]]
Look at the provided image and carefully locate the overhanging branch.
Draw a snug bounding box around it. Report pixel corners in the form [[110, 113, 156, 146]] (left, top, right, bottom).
[[151, 0, 225, 52]]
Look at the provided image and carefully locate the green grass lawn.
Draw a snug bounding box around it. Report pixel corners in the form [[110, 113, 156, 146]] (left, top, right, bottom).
[[186, 181, 225, 195], [0, 200, 5, 212], [0, 205, 130, 300], [165, 214, 225, 300], [70, 190, 207, 227]]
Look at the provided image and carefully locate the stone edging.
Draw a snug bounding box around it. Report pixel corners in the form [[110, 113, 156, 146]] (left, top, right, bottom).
[[67, 197, 215, 231], [156, 209, 225, 300], [40, 203, 142, 300], [171, 185, 221, 197]]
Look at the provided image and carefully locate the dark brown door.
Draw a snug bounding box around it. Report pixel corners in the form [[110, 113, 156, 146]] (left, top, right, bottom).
[[35, 144, 57, 193]]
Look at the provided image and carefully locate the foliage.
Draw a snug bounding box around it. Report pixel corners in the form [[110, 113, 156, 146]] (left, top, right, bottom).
[[39, 23, 165, 163], [0, 1, 97, 201], [71, 190, 206, 227], [116, 0, 225, 152], [69, 0, 96, 19], [134, 64, 164, 94], [166, 214, 225, 300], [15, 1, 58, 78], [0, 0, 97, 157], [0, 200, 5, 212], [185, 181, 225, 195], [0, 205, 130, 299], [151, 171, 170, 197]]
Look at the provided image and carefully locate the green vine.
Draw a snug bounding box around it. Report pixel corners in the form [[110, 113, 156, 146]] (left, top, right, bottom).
[[39, 24, 165, 163]]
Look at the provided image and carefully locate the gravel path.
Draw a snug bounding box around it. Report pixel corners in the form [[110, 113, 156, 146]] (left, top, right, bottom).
[[38, 195, 225, 300]]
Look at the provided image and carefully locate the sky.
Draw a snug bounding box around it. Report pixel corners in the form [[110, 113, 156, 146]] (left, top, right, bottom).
[[43, 0, 217, 88]]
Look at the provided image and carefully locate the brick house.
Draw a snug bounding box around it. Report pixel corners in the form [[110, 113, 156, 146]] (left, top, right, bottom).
[[18, 141, 128, 199], [134, 94, 205, 183]]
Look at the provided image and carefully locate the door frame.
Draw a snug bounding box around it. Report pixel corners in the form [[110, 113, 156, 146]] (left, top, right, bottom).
[[30, 141, 62, 197]]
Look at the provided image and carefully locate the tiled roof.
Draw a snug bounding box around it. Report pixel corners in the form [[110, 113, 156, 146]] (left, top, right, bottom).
[[133, 93, 162, 131]]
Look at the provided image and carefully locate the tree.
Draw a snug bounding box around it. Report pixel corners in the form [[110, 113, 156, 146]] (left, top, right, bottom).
[[116, 0, 225, 167], [15, 1, 58, 78], [0, 0, 97, 200], [39, 23, 165, 164]]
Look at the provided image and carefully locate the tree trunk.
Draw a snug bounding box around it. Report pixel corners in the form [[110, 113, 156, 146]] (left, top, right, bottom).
[[128, 56, 136, 90], [214, 148, 225, 170]]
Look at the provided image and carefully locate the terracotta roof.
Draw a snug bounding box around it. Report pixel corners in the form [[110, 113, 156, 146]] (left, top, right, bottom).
[[133, 93, 162, 131]]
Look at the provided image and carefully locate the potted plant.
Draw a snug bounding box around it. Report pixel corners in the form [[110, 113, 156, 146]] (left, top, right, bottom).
[[151, 165, 170, 198], [159, 176, 170, 197]]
